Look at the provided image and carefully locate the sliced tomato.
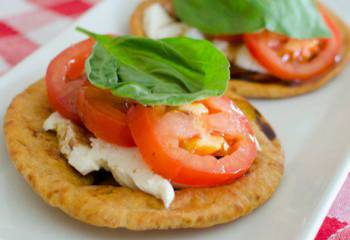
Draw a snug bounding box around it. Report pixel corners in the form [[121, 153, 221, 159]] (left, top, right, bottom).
[[127, 96, 257, 187], [244, 11, 341, 81], [46, 38, 95, 123], [77, 86, 135, 147]]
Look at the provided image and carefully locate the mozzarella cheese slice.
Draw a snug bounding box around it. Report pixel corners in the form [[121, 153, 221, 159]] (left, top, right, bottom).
[[234, 45, 267, 74], [185, 27, 205, 40], [44, 112, 175, 208], [144, 3, 185, 39], [144, 3, 204, 40]]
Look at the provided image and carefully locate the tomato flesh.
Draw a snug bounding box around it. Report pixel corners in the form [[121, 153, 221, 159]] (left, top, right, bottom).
[[244, 11, 341, 81], [46, 39, 95, 123], [77, 86, 135, 147], [127, 96, 257, 187]]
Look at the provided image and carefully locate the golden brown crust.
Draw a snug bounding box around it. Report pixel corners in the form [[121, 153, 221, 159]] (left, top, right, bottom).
[[4, 80, 284, 230], [130, 0, 350, 98]]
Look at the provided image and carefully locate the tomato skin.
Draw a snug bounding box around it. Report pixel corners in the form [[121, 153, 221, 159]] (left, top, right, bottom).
[[244, 11, 341, 81], [46, 39, 95, 124], [127, 97, 257, 187], [77, 86, 135, 147]]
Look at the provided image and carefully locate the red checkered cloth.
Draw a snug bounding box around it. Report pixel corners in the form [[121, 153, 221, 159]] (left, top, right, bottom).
[[0, 1, 349, 239], [316, 174, 350, 240], [0, 0, 98, 76]]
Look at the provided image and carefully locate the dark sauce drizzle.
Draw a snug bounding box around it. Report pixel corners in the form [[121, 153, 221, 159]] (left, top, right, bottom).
[[230, 64, 303, 87], [90, 170, 119, 186], [255, 112, 277, 141]]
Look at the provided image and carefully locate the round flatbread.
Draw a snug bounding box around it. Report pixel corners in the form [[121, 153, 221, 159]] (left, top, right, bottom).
[[130, 0, 350, 99], [4, 80, 284, 230]]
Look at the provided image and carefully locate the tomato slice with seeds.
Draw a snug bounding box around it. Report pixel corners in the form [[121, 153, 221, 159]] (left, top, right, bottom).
[[77, 86, 135, 147], [45, 39, 95, 123], [244, 11, 341, 81], [127, 96, 257, 187]]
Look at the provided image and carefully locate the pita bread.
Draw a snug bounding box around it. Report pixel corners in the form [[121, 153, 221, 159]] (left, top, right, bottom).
[[130, 0, 350, 98], [4, 80, 284, 230]]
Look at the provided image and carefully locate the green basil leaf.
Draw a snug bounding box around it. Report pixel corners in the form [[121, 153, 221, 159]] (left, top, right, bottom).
[[262, 0, 331, 38], [85, 43, 119, 89], [173, 0, 331, 39], [78, 28, 230, 106]]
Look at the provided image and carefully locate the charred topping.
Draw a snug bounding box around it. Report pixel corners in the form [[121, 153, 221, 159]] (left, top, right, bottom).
[[255, 114, 276, 141]]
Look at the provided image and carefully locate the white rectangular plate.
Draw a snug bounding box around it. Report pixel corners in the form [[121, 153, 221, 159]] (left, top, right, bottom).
[[0, 0, 349, 239]]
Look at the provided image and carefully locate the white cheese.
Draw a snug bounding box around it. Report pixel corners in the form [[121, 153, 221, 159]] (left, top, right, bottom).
[[213, 40, 230, 56], [155, 23, 186, 39], [144, 3, 204, 40], [184, 27, 205, 40], [144, 3, 184, 39], [44, 112, 175, 208], [235, 45, 267, 74]]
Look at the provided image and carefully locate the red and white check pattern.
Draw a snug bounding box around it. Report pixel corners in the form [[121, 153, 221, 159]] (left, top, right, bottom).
[[316, 174, 350, 240], [0, 0, 98, 76], [0, 1, 349, 239]]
